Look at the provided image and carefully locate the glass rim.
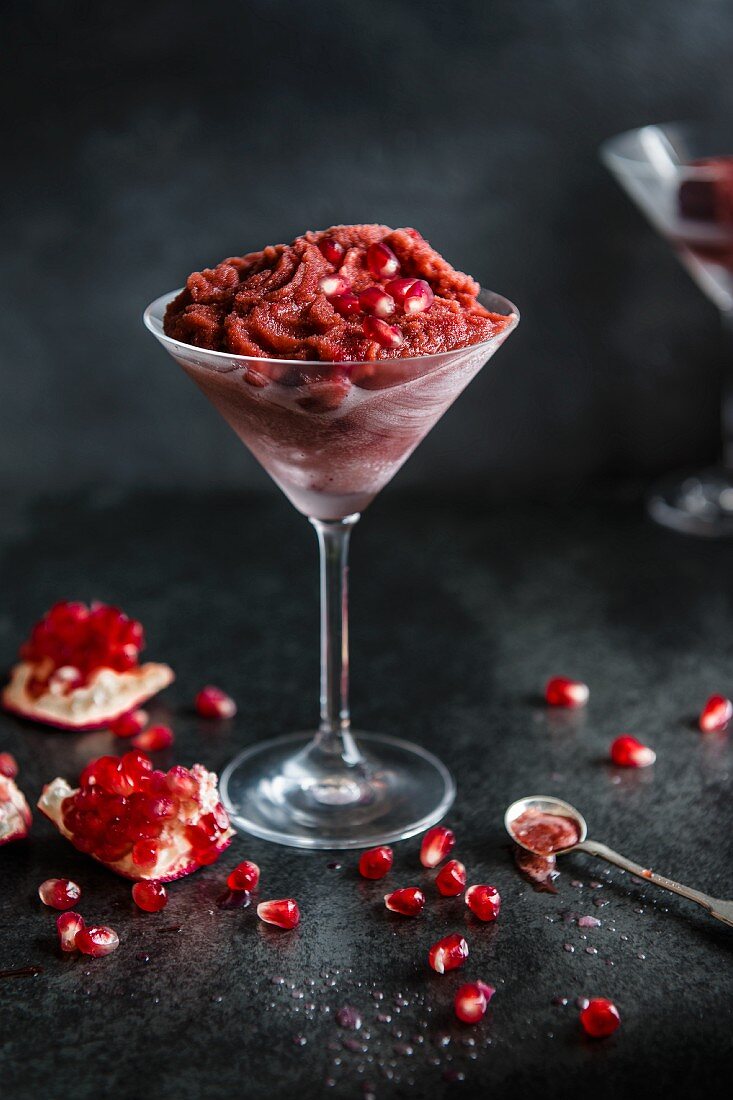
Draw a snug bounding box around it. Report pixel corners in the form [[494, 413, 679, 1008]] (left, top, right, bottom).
[[600, 121, 733, 177], [143, 287, 520, 370]]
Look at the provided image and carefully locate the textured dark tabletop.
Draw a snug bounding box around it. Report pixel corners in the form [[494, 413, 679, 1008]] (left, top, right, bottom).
[[1, 487, 732, 1100]]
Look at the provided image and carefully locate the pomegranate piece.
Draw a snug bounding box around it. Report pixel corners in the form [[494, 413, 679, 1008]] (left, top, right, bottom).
[[132, 881, 168, 912], [0, 765, 32, 847], [359, 286, 395, 319], [109, 709, 149, 738], [318, 237, 344, 265], [131, 725, 174, 752], [610, 735, 656, 768], [366, 241, 400, 280], [428, 933, 469, 974], [75, 925, 120, 957], [435, 859, 467, 897], [384, 887, 426, 917], [454, 981, 495, 1023], [38, 878, 81, 910], [402, 279, 434, 315], [330, 290, 361, 319], [579, 997, 621, 1038], [699, 694, 733, 733], [465, 884, 501, 922], [195, 685, 237, 720], [420, 825, 455, 868], [545, 676, 589, 708], [362, 316, 404, 349], [257, 899, 300, 929], [385, 277, 418, 309], [57, 911, 85, 952], [2, 600, 174, 731], [0, 752, 18, 778], [318, 274, 350, 298], [358, 845, 393, 880], [227, 860, 260, 892], [38, 753, 234, 881]]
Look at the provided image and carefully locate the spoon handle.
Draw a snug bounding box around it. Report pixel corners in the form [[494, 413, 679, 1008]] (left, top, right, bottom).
[[575, 839, 733, 930]]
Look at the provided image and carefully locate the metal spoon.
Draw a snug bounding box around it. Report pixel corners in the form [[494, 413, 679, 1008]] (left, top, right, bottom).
[[505, 795, 733, 930]]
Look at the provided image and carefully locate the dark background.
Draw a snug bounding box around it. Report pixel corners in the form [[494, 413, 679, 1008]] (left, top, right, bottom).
[[3, 0, 733, 500]]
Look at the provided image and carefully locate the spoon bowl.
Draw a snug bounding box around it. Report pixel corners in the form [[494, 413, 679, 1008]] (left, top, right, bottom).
[[504, 794, 587, 854]]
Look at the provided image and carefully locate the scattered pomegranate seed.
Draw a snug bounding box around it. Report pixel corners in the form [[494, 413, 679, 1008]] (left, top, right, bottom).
[[0, 752, 19, 778], [358, 846, 393, 880], [428, 933, 469, 974], [699, 694, 733, 733], [435, 859, 467, 897], [131, 725, 174, 752], [579, 997, 621, 1038], [359, 286, 395, 318], [385, 277, 418, 308], [362, 316, 404, 349], [319, 274, 350, 298], [366, 241, 399, 280], [610, 735, 656, 768], [108, 709, 148, 738], [318, 237, 344, 265], [75, 925, 120, 957], [38, 878, 81, 911], [227, 860, 260, 892], [195, 686, 237, 720], [384, 887, 426, 917], [454, 980, 495, 1023], [330, 290, 361, 318], [545, 676, 589, 708], [402, 279, 434, 314], [420, 825, 455, 868], [465, 884, 501, 922], [132, 881, 168, 913], [257, 899, 300, 929], [57, 911, 85, 952]]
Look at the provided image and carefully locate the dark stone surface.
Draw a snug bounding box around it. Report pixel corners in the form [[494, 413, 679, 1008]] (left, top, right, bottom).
[[1, 488, 732, 1098], [3, 0, 733, 497]]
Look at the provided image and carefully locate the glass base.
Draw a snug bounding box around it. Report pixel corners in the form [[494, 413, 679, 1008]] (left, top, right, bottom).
[[219, 731, 456, 850], [647, 468, 733, 537]]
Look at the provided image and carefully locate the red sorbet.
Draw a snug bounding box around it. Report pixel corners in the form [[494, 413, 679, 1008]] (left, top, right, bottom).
[[164, 224, 510, 362], [510, 809, 580, 855]]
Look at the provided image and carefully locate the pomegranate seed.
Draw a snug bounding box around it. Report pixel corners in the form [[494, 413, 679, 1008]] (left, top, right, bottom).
[[109, 709, 148, 738], [165, 765, 198, 798], [330, 290, 361, 318], [359, 286, 395, 319], [227, 860, 260, 892], [579, 997, 621, 1038], [428, 933, 469, 974], [545, 676, 589, 708], [75, 925, 120, 957], [699, 694, 733, 733], [402, 279, 434, 314], [0, 752, 18, 779], [362, 316, 403, 349], [131, 725, 174, 752], [38, 878, 81, 911], [318, 237, 344, 265], [435, 859, 467, 897], [366, 241, 399, 280], [385, 277, 417, 308], [358, 846, 393, 880], [132, 839, 162, 870], [420, 825, 455, 868], [610, 735, 656, 768], [454, 981, 495, 1023], [195, 685, 237, 720], [319, 274, 350, 298], [132, 881, 168, 913], [57, 911, 85, 952], [465, 884, 501, 922], [384, 887, 426, 917], [257, 899, 300, 929]]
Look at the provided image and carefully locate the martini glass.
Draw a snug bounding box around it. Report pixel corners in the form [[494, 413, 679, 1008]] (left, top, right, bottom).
[[602, 122, 733, 537], [144, 289, 518, 847]]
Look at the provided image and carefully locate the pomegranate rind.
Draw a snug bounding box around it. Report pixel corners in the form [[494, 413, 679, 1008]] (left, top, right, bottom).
[[2, 661, 174, 731], [37, 765, 234, 881], [0, 773, 32, 846]]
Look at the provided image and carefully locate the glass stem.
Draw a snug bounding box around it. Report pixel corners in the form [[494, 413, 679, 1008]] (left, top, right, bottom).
[[310, 513, 361, 762], [722, 309, 733, 471]]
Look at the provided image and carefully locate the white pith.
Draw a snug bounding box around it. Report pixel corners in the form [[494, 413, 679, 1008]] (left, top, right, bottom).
[[0, 775, 32, 844]]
